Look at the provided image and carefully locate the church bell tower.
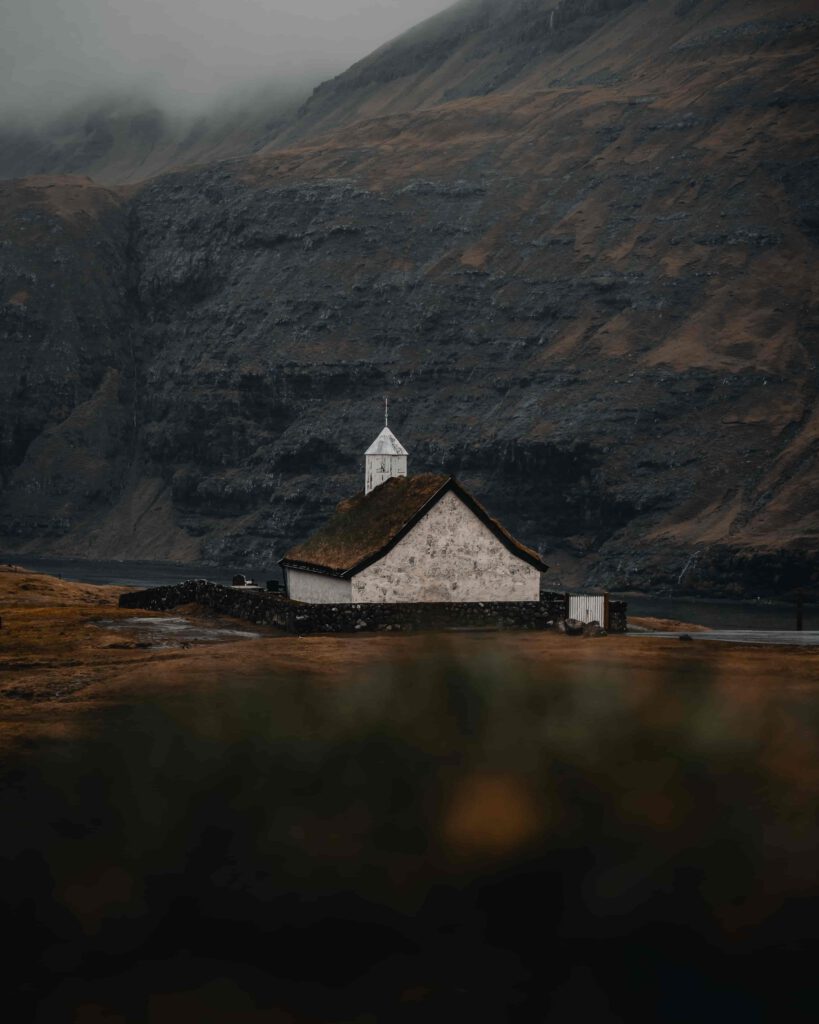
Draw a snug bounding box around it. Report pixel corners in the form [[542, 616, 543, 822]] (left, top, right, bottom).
[[365, 399, 408, 494]]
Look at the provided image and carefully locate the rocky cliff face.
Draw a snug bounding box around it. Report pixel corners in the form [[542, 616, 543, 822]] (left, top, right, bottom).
[[1, 0, 818, 597]]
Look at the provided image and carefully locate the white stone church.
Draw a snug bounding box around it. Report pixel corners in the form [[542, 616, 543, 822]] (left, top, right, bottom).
[[280, 416, 548, 605]]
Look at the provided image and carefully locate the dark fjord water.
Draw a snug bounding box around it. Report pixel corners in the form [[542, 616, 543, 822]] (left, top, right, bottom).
[[619, 592, 818, 632], [0, 555, 278, 591]]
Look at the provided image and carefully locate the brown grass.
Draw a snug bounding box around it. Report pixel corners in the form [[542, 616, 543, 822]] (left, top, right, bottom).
[[49, 626, 819, 765], [0, 564, 125, 609], [0, 568, 156, 707], [0, 568, 269, 731], [631, 616, 711, 633], [1, 569, 817, 755]]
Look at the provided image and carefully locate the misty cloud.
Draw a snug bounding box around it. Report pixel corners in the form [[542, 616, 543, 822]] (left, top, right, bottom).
[[0, 0, 454, 122]]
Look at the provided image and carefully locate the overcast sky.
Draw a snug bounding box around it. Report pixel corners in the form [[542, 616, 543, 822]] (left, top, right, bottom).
[[0, 0, 455, 122]]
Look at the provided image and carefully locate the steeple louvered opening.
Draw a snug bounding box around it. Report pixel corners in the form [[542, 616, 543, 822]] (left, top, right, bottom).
[[365, 426, 408, 494]]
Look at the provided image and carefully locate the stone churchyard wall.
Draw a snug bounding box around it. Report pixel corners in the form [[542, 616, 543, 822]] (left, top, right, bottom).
[[119, 580, 292, 628], [118, 583, 626, 633], [288, 597, 560, 634]]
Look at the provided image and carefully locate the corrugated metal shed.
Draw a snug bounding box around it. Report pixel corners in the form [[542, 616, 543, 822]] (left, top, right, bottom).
[[569, 594, 608, 628]]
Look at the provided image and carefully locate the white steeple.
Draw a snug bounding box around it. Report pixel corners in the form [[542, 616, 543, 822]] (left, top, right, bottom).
[[365, 399, 408, 494]]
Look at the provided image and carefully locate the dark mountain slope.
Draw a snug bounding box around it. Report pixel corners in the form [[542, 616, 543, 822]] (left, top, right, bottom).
[[283, 0, 818, 143], [0, 0, 817, 596], [284, 0, 643, 140], [0, 177, 173, 556]]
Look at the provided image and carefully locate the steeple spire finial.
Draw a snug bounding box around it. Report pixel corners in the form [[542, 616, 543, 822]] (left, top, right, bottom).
[[364, 402, 408, 494]]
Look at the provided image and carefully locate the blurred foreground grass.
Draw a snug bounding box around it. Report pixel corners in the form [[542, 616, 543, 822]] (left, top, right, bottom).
[[2, 644, 818, 1022]]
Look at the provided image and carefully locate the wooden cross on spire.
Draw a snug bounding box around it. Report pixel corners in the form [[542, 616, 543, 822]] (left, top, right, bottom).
[[385, 396, 389, 428]]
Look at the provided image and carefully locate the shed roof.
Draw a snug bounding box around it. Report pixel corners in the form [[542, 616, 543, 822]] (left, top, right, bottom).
[[280, 473, 548, 578], [365, 427, 408, 456]]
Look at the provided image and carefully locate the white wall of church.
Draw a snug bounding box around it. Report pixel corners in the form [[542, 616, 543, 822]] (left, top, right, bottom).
[[351, 490, 541, 603], [286, 568, 352, 604]]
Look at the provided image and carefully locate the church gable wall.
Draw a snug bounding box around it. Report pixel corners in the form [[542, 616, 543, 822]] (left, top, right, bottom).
[[351, 490, 541, 603], [286, 568, 352, 604]]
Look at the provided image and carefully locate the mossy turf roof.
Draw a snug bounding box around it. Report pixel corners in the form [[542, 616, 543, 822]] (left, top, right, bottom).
[[280, 473, 548, 577]]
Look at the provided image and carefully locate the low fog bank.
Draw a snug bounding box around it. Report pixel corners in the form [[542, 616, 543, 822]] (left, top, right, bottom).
[[0, 0, 454, 127], [0, 76, 318, 135], [0, 81, 308, 184]]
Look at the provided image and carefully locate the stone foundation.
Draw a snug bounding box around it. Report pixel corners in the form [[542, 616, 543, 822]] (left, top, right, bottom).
[[289, 600, 554, 634], [118, 583, 627, 634]]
